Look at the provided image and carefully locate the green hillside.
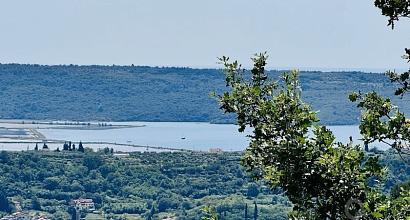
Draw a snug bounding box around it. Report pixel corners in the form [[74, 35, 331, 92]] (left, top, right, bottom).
[[0, 149, 407, 219], [0, 64, 409, 125], [0, 150, 291, 220]]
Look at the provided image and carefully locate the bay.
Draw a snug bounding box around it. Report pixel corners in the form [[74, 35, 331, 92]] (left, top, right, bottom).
[[37, 122, 383, 152]]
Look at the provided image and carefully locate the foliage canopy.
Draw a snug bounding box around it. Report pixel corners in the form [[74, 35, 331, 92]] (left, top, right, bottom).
[[217, 53, 409, 219]]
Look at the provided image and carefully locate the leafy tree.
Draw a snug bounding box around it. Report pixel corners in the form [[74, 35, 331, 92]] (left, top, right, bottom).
[[83, 154, 103, 170], [350, 2, 410, 211], [103, 147, 110, 154], [32, 198, 41, 210], [349, 92, 410, 154], [357, 0, 410, 153], [53, 211, 69, 220], [44, 177, 61, 190], [63, 142, 69, 151], [157, 197, 178, 212], [246, 183, 259, 198], [374, 0, 410, 28], [67, 206, 77, 220], [374, 0, 410, 97], [216, 53, 403, 219], [391, 179, 410, 198], [0, 151, 10, 163], [346, 1, 410, 172], [201, 206, 218, 220]]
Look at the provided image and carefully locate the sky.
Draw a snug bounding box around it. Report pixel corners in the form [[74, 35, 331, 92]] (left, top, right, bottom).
[[0, 0, 409, 71]]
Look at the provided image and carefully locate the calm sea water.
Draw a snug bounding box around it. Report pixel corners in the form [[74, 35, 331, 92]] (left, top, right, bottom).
[[36, 122, 379, 152]]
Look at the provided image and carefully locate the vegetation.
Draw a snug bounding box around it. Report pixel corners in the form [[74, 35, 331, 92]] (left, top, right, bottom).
[[0, 2, 408, 220], [215, 53, 409, 219], [375, 0, 410, 28], [0, 64, 409, 125], [205, 2, 410, 219], [0, 148, 406, 219], [353, 0, 410, 154], [349, 91, 410, 153], [0, 149, 293, 220]]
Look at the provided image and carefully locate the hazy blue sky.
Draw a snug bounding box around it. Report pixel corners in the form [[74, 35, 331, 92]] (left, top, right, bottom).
[[0, 0, 409, 70]]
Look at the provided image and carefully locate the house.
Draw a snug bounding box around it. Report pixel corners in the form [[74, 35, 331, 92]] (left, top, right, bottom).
[[72, 199, 95, 211], [0, 212, 50, 220], [0, 212, 30, 220]]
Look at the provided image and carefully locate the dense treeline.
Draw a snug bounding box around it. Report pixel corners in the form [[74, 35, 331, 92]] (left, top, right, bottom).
[[0, 149, 407, 219], [0, 64, 409, 125], [0, 150, 291, 219]]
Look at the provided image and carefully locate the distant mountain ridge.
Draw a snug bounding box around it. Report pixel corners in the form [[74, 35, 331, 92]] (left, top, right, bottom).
[[0, 64, 408, 125]]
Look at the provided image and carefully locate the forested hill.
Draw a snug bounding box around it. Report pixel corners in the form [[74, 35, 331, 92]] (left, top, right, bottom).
[[0, 64, 409, 125]]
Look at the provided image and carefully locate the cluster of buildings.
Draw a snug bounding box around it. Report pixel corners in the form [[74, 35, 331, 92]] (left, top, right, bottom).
[[0, 198, 95, 220], [209, 148, 223, 153], [0, 212, 50, 220], [72, 198, 95, 211]]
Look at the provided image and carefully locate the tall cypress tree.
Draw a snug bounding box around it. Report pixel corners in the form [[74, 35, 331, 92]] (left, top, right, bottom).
[[78, 141, 84, 152], [32, 198, 41, 210], [63, 143, 69, 151], [253, 201, 258, 220]]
